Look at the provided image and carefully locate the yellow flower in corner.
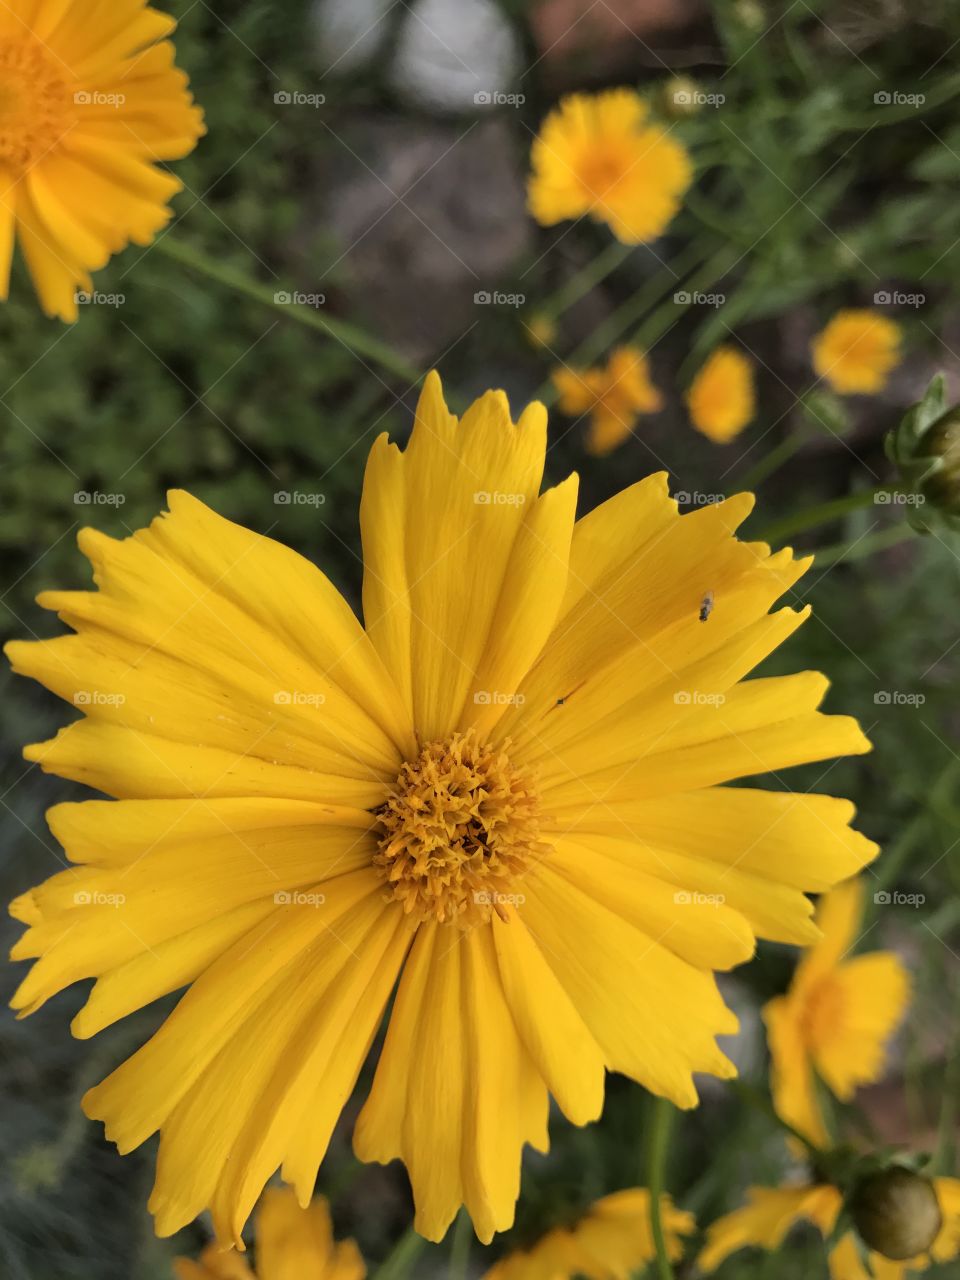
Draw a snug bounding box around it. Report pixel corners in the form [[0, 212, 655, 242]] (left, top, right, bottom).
[[175, 1188, 365, 1280], [482, 1189, 693, 1279], [686, 346, 756, 444], [763, 877, 910, 1148], [528, 89, 692, 243], [812, 310, 902, 394], [8, 372, 877, 1248], [0, 0, 205, 321], [553, 345, 663, 455], [698, 1177, 960, 1280]]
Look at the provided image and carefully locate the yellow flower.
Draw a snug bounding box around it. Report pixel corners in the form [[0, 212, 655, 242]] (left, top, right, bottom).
[[0, 0, 204, 321], [8, 372, 876, 1248], [481, 1189, 693, 1279], [698, 1177, 960, 1279], [686, 346, 756, 443], [528, 89, 692, 243], [553, 345, 663, 455], [174, 1188, 364, 1280], [763, 877, 910, 1148], [812, 310, 902, 395]]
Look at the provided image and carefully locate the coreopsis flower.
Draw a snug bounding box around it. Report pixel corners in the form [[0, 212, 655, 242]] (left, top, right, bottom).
[[0, 0, 205, 321], [698, 1175, 960, 1279], [763, 877, 910, 1148], [686, 346, 756, 444], [8, 371, 876, 1248], [553, 345, 663, 455], [528, 89, 692, 243], [481, 1189, 693, 1279], [174, 1188, 364, 1280], [812, 310, 902, 395]]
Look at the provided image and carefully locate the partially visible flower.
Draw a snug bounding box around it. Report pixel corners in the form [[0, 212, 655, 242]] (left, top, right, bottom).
[[174, 1189, 364, 1280], [482, 1189, 693, 1279], [528, 89, 692, 243], [661, 75, 702, 118], [553, 345, 663, 455], [812, 310, 902, 395], [886, 374, 960, 531], [763, 877, 910, 1148], [698, 1176, 960, 1279], [850, 1167, 943, 1261], [525, 312, 558, 351], [0, 0, 205, 321], [686, 346, 756, 444]]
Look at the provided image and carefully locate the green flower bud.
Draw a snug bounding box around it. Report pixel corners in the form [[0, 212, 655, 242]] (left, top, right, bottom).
[[885, 374, 960, 530], [849, 1166, 943, 1261]]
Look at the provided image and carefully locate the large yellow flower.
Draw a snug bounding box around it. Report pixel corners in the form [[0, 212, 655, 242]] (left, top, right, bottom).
[[481, 1189, 693, 1279], [699, 1177, 960, 1279], [0, 0, 204, 321], [552, 345, 663, 456], [686, 346, 756, 444], [812, 310, 902, 395], [763, 877, 910, 1148], [528, 89, 692, 243], [175, 1188, 365, 1280], [8, 372, 876, 1248]]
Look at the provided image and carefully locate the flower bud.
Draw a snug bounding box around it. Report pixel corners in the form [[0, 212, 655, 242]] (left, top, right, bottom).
[[885, 374, 960, 530], [849, 1166, 943, 1261]]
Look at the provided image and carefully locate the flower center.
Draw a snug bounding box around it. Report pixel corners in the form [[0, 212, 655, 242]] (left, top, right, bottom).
[[374, 730, 548, 928], [0, 38, 73, 172], [579, 145, 629, 201]]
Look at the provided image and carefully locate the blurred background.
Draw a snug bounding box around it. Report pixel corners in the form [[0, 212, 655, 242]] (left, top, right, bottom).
[[2, 0, 960, 1275]]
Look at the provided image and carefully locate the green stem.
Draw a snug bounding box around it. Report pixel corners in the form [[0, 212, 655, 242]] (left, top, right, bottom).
[[153, 235, 423, 385], [811, 523, 916, 567], [448, 1209, 472, 1280], [539, 239, 633, 320], [369, 1226, 427, 1280], [646, 1098, 676, 1280], [740, 429, 810, 491], [757, 486, 885, 543]]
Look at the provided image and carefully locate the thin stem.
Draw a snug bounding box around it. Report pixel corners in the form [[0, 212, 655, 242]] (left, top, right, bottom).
[[812, 522, 915, 567], [153, 235, 423, 385], [756, 486, 885, 543], [739, 429, 809, 491], [369, 1226, 427, 1280], [646, 1098, 676, 1280], [448, 1209, 472, 1280], [539, 239, 633, 320]]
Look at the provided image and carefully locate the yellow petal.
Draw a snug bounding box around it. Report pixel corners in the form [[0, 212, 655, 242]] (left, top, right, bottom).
[[699, 1184, 841, 1271], [812, 953, 910, 1099]]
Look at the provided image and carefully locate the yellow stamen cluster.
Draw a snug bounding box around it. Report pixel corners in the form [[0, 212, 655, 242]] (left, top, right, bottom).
[[374, 731, 549, 928], [0, 38, 73, 172]]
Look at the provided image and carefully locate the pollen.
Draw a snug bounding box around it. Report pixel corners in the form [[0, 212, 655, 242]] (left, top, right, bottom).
[[0, 37, 74, 172], [373, 730, 550, 928]]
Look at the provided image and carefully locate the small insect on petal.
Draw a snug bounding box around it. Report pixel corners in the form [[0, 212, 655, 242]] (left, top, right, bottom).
[[699, 591, 714, 622]]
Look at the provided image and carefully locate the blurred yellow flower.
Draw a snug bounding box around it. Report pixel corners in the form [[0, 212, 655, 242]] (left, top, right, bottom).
[[526, 312, 558, 350], [482, 1189, 693, 1279], [175, 1188, 364, 1280], [812, 310, 902, 394], [0, 0, 205, 321], [699, 1177, 960, 1279], [763, 878, 910, 1149], [553, 345, 663, 455], [686, 346, 756, 443], [8, 372, 876, 1249], [528, 89, 692, 243]]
